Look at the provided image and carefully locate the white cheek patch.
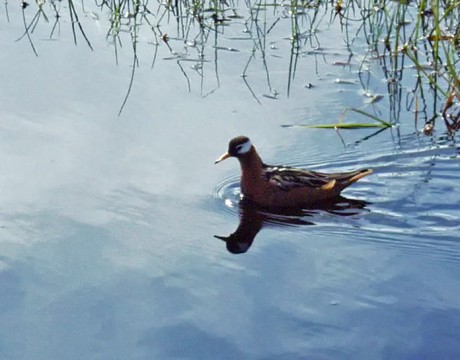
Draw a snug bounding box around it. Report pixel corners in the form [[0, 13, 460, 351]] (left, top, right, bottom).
[[238, 140, 252, 154]]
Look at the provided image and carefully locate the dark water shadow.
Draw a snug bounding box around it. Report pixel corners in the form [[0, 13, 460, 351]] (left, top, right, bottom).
[[215, 196, 370, 254]]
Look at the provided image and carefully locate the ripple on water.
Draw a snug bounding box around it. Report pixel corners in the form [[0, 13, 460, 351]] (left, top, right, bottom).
[[344, 132, 460, 262], [212, 174, 242, 217], [212, 131, 460, 262]]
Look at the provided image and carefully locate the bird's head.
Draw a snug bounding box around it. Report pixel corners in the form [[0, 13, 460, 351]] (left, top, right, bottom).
[[215, 136, 253, 164]]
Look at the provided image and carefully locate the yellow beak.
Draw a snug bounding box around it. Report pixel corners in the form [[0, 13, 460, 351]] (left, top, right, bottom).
[[214, 152, 231, 164]]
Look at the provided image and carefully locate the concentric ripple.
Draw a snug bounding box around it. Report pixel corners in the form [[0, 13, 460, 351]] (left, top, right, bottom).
[[212, 173, 242, 217], [212, 131, 460, 262]]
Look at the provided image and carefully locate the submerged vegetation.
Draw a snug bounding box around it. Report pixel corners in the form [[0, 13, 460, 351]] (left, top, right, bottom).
[[6, 0, 460, 129]]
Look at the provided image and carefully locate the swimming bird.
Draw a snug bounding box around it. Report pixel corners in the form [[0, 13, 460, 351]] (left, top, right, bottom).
[[215, 136, 372, 208]]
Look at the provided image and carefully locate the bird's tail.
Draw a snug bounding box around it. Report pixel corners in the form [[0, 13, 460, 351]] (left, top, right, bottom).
[[346, 169, 373, 184]]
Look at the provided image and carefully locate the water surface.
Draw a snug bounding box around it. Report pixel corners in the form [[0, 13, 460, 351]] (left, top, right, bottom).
[[0, 2, 459, 359]]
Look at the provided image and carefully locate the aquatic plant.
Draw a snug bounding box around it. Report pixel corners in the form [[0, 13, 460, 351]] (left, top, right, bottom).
[[8, 0, 460, 129]]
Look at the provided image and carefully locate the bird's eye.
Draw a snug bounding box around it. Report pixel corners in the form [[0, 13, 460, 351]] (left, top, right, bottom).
[[236, 145, 242, 151]]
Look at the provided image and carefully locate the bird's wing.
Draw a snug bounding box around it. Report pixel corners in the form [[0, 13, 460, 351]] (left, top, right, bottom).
[[263, 166, 332, 191], [263, 165, 369, 192]]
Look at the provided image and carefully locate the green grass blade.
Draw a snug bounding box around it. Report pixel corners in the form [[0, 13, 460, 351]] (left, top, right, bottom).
[[300, 123, 391, 129], [347, 108, 393, 127]]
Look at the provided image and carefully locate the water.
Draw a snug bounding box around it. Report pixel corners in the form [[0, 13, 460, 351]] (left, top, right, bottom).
[[0, 2, 460, 359]]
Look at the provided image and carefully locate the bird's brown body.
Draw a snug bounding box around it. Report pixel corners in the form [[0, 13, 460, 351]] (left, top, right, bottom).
[[216, 136, 372, 208]]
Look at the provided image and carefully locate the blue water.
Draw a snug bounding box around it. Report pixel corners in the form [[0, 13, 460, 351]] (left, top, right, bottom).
[[0, 2, 459, 359]]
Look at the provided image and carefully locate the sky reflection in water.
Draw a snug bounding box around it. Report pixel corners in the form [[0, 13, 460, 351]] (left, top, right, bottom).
[[0, 2, 460, 359]]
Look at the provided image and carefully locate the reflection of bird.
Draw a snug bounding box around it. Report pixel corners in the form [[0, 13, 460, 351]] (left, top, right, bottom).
[[215, 136, 372, 208], [214, 200, 264, 254], [215, 196, 369, 254]]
